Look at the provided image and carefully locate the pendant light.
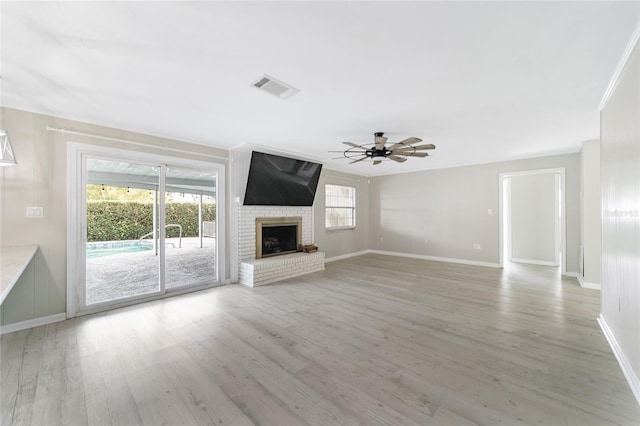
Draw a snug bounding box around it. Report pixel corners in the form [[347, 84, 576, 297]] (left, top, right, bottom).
[[0, 129, 17, 166]]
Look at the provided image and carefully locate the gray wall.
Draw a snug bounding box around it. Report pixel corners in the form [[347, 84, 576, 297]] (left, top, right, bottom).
[[1, 109, 65, 325], [580, 139, 602, 284], [0, 107, 229, 326], [510, 173, 557, 264], [600, 39, 640, 385], [1, 105, 585, 330], [369, 153, 581, 272]]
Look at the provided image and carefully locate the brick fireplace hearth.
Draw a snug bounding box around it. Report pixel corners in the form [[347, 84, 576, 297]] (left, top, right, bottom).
[[238, 205, 324, 287]]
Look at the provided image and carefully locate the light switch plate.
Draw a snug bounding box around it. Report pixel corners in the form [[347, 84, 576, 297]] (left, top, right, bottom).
[[26, 206, 44, 218]]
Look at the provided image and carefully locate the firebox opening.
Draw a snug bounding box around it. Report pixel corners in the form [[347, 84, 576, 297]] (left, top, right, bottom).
[[262, 225, 297, 257], [256, 216, 302, 259]]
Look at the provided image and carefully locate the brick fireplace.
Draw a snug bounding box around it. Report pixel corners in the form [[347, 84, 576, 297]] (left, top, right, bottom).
[[238, 206, 324, 287]]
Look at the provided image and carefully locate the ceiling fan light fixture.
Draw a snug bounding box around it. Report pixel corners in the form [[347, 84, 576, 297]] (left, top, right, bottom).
[[336, 132, 435, 166]]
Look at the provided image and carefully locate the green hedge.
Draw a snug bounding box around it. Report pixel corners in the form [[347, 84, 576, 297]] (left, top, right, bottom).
[[87, 201, 216, 242]]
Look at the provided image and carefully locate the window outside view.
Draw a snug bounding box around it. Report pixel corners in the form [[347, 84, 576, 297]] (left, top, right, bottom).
[[325, 184, 356, 229]]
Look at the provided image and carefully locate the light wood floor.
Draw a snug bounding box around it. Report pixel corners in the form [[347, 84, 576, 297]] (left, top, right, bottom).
[[1, 253, 638, 425]]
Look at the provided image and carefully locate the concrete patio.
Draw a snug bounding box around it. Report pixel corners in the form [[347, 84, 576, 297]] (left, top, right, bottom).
[[86, 237, 217, 305]]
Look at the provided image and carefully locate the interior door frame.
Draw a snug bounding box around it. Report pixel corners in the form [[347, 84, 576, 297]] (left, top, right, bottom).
[[498, 167, 566, 275], [67, 142, 226, 318]]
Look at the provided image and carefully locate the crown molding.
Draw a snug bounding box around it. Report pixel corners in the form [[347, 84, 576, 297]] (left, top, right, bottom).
[[599, 19, 640, 111]]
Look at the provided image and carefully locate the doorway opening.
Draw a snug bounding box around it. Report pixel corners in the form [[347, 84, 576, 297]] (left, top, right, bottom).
[[499, 168, 565, 275]]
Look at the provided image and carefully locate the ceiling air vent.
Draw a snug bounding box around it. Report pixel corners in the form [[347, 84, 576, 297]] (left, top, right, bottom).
[[251, 74, 300, 100]]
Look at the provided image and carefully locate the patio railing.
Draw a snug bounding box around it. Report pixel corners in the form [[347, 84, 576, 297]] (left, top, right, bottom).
[[139, 224, 182, 249]]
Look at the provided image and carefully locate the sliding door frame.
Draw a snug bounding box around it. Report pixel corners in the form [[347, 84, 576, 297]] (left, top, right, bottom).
[[67, 142, 226, 318]]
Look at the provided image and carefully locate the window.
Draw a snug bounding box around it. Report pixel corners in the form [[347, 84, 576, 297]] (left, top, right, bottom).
[[325, 184, 356, 229]]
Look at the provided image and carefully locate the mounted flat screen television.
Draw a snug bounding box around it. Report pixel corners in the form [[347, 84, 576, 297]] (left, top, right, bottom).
[[243, 151, 323, 206]]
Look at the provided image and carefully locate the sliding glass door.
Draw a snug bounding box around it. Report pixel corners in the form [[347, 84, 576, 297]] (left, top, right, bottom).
[[164, 166, 217, 289], [75, 149, 223, 313], [85, 158, 162, 305]]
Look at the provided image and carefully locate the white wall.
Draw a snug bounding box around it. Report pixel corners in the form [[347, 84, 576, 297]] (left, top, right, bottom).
[[600, 35, 640, 399], [510, 173, 557, 265], [369, 153, 581, 272], [580, 139, 602, 285]]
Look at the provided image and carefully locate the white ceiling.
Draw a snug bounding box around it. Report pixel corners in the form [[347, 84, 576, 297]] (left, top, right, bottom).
[[1, 2, 639, 176]]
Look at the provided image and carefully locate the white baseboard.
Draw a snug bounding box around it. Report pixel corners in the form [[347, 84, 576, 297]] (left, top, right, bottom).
[[565, 272, 601, 290], [511, 258, 558, 267], [325, 250, 371, 262], [368, 250, 500, 268], [576, 274, 601, 290], [598, 314, 640, 406], [0, 313, 66, 335]]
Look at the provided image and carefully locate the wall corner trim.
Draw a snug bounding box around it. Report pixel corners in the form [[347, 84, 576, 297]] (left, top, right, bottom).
[[597, 314, 640, 407], [0, 313, 66, 335]]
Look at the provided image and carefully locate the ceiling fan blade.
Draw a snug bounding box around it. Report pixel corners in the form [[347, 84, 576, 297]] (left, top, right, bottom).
[[388, 155, 407, 163], [330, 151, 367, 155], [398, 137, 422, 145], [395, 144, 435, 151], [401, 152, 429, 157], [373, 159, 383, 165], [388, 137, 422, 151], [343, 141, 369, 150], [349, 157, 367, 164], [392, 147, 415, 153], [374, 135, 387, 151]]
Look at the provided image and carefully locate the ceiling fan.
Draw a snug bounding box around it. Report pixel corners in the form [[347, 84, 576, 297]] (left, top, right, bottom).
[[331, 132, 435, 165]]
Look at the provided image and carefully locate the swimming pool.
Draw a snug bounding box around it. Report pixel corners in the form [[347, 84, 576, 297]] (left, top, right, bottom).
[[86, 241, 153, 259]]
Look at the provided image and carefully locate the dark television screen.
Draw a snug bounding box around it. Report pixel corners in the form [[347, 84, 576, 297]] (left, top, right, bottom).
[[243, 151, 323, 206]]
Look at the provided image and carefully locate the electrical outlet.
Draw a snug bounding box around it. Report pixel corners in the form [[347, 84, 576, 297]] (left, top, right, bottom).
[[26, 207, 44, 218], [487, 209, 493, 215], [424, 239, 428, 245], [473, 243, 481, 250], [380, 237, 384, 242]]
